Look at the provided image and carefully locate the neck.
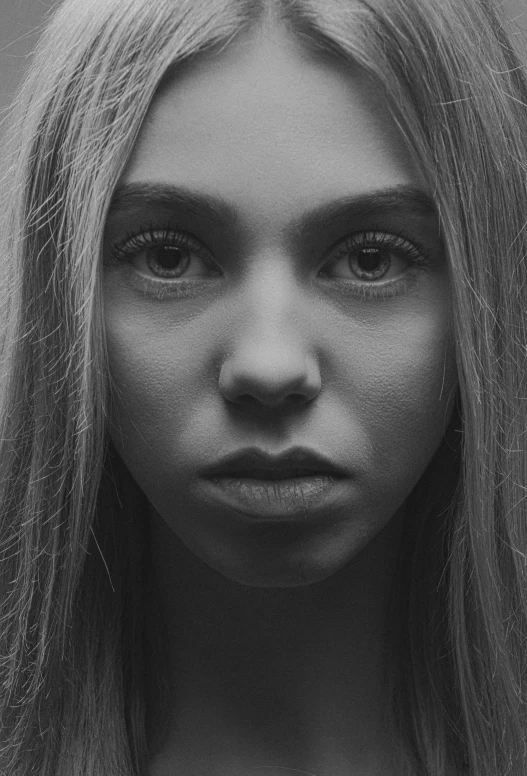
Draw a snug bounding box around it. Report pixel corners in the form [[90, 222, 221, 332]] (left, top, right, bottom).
[[145, 508, 405, 775]]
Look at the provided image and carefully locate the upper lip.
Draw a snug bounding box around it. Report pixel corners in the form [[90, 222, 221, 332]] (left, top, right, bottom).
[[199, 447, 349, 480]]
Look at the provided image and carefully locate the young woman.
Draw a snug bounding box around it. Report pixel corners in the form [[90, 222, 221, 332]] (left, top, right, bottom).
[[0, 0, 526, 774]]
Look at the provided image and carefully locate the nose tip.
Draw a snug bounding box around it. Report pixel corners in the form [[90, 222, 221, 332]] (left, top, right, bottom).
[[219, 348, 321, 409]]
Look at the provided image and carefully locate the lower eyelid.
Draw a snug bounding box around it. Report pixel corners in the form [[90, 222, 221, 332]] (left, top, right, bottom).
[[318, 267, 425, 299], [123, 265, 220, 298]]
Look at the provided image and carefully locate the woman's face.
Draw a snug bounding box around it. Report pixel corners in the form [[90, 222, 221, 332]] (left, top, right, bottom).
[[103, 24, 457, 587]]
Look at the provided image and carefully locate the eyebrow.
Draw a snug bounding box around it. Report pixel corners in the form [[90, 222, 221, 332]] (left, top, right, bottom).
[[107, 181, 437, 235], [108, 182, 237, 229]]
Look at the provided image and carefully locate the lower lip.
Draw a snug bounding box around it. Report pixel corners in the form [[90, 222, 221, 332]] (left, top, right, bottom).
[[201, 474, 347, 520]]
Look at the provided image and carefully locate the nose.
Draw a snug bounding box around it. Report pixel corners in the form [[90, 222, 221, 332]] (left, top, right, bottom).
[[219, 345, 321, 409], [218, 273, 322, 410]]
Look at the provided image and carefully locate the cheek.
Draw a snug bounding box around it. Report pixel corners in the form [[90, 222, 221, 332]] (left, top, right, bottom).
[[343, 304, 457, 487], [104, 305, 210, 462]]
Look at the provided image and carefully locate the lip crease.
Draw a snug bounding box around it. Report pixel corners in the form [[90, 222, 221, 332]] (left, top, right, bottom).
[[197, 448, 352, 520], [199, 446, 349, 480]]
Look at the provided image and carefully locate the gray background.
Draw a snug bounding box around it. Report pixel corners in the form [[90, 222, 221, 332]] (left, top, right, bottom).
[[1, 0, 57, 118], [1, 0, 526, 117]]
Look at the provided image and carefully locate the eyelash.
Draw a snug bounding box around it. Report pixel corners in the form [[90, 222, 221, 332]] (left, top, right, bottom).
[[109, 224, 218, 299], [321, 228, 432, 300], [109, 223, 432, 300]]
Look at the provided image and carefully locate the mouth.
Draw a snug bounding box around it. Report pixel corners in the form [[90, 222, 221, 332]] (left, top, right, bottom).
[[200, 446, 348, 479], [198, 447, 350, 520]]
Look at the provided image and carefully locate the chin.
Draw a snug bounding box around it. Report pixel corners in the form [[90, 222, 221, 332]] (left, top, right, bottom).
[[218, 558, 344, 589], [194, 522, 388, 589]]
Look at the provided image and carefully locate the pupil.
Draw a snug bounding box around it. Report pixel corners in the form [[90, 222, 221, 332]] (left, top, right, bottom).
[[358, 248, 383, 272], [155, 246, 185, 270]]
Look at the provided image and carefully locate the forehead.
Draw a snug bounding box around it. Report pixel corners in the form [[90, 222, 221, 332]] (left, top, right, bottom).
[[119, 23, 428, 226]]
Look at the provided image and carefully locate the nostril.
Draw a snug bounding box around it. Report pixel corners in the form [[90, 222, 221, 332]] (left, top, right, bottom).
[[287, 393, 309, 405], [235, 391, 309, 409], [218, 350, 322, 406], [236, 393, 260, 407]]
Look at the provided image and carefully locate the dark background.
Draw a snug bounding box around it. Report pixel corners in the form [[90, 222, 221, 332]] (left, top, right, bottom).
[[1, 0, 526, 118]]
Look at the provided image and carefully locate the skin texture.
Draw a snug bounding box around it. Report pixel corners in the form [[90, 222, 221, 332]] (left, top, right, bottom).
[[103, 19, 458, 776]]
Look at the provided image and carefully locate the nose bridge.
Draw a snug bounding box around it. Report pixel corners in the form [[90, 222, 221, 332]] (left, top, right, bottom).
[[237, 254, 316, 359], [218, 259, 321, 407], [243, 260, 300, 340]]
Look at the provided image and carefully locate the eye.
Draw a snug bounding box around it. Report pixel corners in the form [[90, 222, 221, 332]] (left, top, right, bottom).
[[110, 227, 219, 280], [321, 230, 427, 283]]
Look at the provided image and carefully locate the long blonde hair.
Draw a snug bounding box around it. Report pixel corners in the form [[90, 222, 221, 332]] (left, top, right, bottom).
[[0, 0, 526, 774]]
